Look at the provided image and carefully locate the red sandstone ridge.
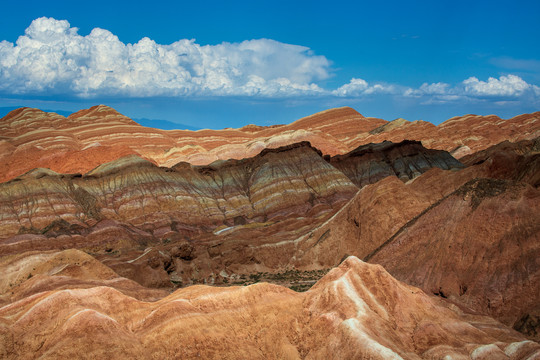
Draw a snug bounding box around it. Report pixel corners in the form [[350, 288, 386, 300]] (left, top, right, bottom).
[[0, 105, 376, 182], [1, 105, 538, 183], [0, 253, 538, 359]]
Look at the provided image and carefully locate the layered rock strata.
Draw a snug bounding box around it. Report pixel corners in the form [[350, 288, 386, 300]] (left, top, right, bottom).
[[1, 102, 538, 347], [328, 139, 463, 187], [1, 105, 538, 183], [0, 106, 379, 182], [351, 112, 540, 158], [0, 140, 463, 288], [0, 142, 357, 242], [0, 140, 460, 243]]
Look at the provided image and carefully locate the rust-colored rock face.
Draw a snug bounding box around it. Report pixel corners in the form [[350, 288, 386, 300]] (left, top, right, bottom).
[[296, 138, 540, 268], [368, 178, 540, 339], [0, 105, 539, 355]]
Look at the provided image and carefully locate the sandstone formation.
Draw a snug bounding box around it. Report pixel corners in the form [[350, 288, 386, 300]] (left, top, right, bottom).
[[1, 104, 539, 354], [328, 139, 463, 187], [290, 138, 540, 340], [0, 255, 538, 359], [0, 106, 377, 182], [0, 140, 462, 288], [0, 142, 358, 242], [1, 105, 538, 183], [353, 112, 540, 158], [294, 137, 540, 269], [0, 249, 167, 307]]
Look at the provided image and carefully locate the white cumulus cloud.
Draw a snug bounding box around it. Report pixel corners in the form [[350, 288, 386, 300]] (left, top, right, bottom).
[[0, 17, 330, 97], [404, 82, 451, 97], [403, 75, 539, 103], [1, 17, 539, 106], [333, 78, 399, 96], [462, 74, 531, 97]]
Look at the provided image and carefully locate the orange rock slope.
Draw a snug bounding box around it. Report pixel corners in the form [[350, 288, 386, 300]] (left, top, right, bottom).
[[1, 104, 538, 183], [1, 253, 538, 359]]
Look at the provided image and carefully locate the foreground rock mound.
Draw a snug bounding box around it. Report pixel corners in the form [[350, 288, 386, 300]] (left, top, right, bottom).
[[0, 249, 167, 306], [0, 255, 538, 359]]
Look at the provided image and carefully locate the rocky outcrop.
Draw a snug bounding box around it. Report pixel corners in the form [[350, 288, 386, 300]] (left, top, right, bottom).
[[0, 142, 357, 243], [349, 112, 540, 158], [292, 137, 539, 268], [0, 254, 537, 359], [328, 140, 463, 187], [0, 249, 167, 307], [1, 105, 538, 183], [283, 138, 540, 340], [460, 137, 540, 188]]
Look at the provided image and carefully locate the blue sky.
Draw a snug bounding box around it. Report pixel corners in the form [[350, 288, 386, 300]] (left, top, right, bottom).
[[0, 0, 539, 128]]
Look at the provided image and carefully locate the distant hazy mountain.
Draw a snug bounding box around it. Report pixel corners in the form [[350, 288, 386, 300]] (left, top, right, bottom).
[[133, 117, 200, 130]]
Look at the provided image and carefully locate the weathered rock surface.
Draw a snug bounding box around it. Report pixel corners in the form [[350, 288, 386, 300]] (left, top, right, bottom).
[[1, 103, 539, 350], [0, 139, 462, 288], [353, 112, 540, 158], [1, 105, 538, 183], [285, 138, 540, 340], [0, 142, 357, 242], [328, 139, 463, 187], [0, 249, 167, 307], [295, 138, 539, 268], [0, 255, 538, 359], [0, 105, 378, 182], [367, 178, 540, 340], [460, 137, 540, 187]]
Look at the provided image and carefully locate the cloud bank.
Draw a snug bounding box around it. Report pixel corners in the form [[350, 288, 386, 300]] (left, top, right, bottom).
[[0, 17, 329, 97], [332, 78, 400, 96], [462, 75, 534, 97], [0, 17, 538, 104], [403, 75, 540, 104]]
